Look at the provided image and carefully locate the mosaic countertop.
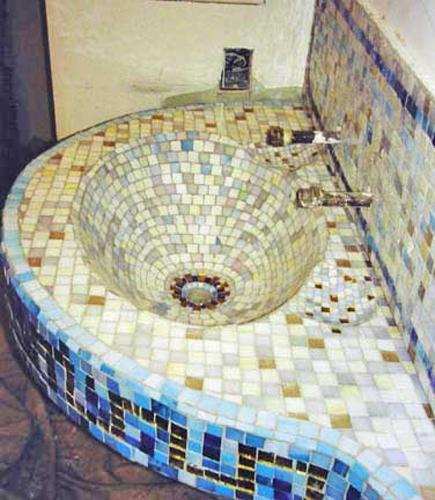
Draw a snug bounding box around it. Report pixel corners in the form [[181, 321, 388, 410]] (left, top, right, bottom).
[[2, 103, 435, 498]]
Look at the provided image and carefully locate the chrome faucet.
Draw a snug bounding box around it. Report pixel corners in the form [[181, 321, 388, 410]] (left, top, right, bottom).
[[296, 186, 373, 208], [265, 126, 341, 147]]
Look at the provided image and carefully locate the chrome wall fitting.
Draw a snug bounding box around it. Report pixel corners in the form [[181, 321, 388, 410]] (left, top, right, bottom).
[[265, 127, 341, 147], [296, 186, 373, 208]]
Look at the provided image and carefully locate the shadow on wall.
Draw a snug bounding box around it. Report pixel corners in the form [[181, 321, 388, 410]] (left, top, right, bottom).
[[0, 0, 55, 208]]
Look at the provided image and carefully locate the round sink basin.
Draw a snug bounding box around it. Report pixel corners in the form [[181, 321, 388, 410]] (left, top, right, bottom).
[[72, 132, 327, 326]]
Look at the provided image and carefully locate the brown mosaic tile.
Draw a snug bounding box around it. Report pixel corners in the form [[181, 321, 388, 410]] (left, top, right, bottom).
[[49, 231, 65, 240], [381, 351, 400, 363], [407, 342, 416, 362], [345, 245, 359, 253], [28, 257, 42, 267], [88, 296, 106, 306], [423, 403, 434, 420]]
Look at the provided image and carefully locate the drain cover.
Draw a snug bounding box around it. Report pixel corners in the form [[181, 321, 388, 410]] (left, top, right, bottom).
[[170, 274, 230, 311]]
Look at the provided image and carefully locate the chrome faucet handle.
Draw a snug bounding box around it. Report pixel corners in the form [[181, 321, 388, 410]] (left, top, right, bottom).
[[264, 126, 341, 147], [296, 186, 373, 208]]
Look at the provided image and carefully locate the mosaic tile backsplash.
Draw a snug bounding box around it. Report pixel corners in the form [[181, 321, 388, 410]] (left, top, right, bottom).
[[306, 0, 435, 410], [2, 102, 434, 498]]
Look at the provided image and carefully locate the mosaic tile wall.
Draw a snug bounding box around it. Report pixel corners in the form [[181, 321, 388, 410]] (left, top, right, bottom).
[[306, 0, 435, 408]]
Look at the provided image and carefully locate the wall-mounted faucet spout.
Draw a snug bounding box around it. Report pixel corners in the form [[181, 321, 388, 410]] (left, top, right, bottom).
[[296, 186, 373, 208], [265, 126, 341, 147]]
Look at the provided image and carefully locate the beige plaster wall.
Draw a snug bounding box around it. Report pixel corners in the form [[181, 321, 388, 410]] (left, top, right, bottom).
[[45, 0, 315, 138], [363, 0, 435, 95]]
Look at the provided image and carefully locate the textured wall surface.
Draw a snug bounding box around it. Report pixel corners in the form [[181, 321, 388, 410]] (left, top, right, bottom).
[[306, 0, 435, 407], [45, 0, 315, 138], [364, 0, 435, 94]]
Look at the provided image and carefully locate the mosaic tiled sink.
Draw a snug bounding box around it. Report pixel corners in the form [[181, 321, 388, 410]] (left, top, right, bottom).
[[72, 132, 327, 326], [1, 103, 429, 500]]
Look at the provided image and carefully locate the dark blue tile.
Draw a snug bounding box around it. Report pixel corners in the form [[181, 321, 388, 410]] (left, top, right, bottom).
[[347, 485, 362, 499], [333, 459, 349, 477], [140, 432, 155, 456], [203, 445, 220, 461], [272, 478, 292, 493], [256, 474, 272, 486], [152, 400, 170, 419], [107, 378, 119, 394], [204, 432, 221, 448]]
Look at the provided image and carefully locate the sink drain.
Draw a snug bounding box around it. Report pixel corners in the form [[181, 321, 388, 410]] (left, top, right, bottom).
[[170, 274, 230, 311]]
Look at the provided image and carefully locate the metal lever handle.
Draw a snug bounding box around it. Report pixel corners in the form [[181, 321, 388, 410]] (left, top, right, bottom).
[[265, 126, 341, 147], [296, 186, 373, 208]]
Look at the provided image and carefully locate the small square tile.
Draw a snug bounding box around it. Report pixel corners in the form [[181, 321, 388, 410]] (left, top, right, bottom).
[[382, 351, 400, 363], [330, 414, 352, 429], [308, 338, 325, 349]]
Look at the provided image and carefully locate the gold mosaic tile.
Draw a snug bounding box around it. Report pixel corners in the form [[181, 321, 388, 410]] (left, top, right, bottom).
[[330, 414, 352, 429], [186, 329, 204, 340], [381, 351, 400, 363], [185, 377, 204, 391], [308, 338, 325, 349], [282, 383, 301, 398], [287, 412, 309, 421], [87, 296, 106, 306], [259, 358, 276, 369], [286, 313, 303, 324]]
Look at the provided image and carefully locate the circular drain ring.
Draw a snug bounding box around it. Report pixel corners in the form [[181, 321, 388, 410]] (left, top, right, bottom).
[[170, 274, 230, 311]]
